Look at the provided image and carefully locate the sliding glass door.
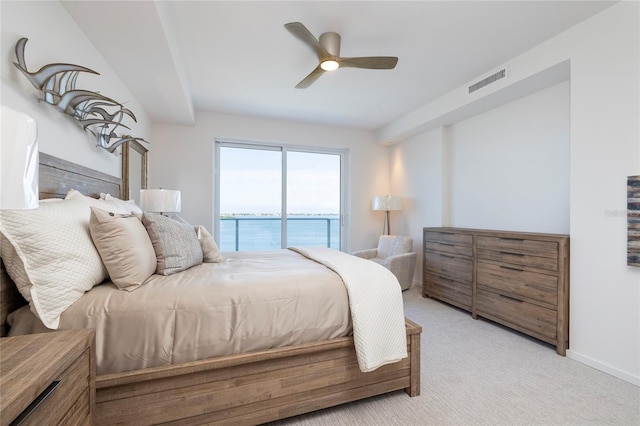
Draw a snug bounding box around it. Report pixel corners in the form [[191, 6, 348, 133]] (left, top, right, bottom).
[[286, 151, 341, 249], [217, 145, 282, 250], [215, 141, 346, 251]]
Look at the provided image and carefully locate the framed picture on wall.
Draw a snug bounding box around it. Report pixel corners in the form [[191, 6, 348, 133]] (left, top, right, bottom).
[[628, 175, 640, 267]]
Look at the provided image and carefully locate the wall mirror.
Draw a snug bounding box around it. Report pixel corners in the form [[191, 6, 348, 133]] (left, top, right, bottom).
[[121, 140, 148, 203]]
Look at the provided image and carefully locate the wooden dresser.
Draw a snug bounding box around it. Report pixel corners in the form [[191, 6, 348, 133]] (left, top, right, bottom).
[[423, 227, 569, 355], [0, 329, 96, 425]]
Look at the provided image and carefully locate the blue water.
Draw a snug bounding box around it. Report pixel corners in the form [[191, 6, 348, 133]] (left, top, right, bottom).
[[220, 216, 340, 251]]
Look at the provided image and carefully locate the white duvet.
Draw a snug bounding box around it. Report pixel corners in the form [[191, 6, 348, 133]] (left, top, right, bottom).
[[290, 247, 408, 372]]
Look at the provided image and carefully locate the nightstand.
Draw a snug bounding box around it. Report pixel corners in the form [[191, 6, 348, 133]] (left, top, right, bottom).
[[0, 329, 96, 425]]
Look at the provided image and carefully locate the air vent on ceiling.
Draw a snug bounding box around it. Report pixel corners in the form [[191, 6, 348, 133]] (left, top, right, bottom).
[[468, 68, 507, 94]]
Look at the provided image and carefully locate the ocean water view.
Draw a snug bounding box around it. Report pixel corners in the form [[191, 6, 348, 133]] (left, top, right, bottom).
[[220, 215, 340, 251]]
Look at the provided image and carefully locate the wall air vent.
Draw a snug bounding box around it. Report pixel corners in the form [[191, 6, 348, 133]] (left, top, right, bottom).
[[468, 68, 507, 94]]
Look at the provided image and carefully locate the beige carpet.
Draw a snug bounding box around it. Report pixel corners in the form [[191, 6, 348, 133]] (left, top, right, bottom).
[[270, 286, 640, 425]]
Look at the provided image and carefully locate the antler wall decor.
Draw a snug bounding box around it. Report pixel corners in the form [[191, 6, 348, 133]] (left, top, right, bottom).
[[13, 37, 149, 154]]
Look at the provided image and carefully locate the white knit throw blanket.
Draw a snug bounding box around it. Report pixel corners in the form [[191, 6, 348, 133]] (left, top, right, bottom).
[[289, 247, 407, 372]]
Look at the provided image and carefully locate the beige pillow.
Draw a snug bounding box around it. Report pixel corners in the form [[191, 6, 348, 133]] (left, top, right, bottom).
[[89, 207, 156, 291], [195, 225, 223, 263], [142, 213, 203, 275], [0, 198, 108, 329]]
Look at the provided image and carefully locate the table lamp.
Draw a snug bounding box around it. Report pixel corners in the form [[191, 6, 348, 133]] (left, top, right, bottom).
[[1, 105, 39, 210], [140, 189, 181, 215]]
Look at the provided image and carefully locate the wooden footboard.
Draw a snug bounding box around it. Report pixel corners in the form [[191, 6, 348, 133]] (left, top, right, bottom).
[[95, 319, 421, 425]]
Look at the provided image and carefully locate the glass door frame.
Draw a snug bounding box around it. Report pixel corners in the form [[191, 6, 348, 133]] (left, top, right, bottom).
[[214, 139, 349, 251]]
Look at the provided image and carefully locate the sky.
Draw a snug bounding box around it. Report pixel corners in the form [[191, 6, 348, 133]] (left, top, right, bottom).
[[219, 146, 341, 215]]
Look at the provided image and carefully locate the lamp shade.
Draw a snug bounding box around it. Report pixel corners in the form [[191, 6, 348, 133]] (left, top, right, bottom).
[[140, 189, 181, 213], [372, 195, 402, 211], [0, 105, 38, 210]]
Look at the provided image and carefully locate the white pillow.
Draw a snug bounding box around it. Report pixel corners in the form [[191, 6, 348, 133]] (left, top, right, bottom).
[[0, 197, 108, 329], [66, 189, 141, 215], [100, 192, 143, 214]]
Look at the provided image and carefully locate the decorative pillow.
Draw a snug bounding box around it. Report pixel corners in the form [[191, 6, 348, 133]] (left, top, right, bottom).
[[99, 193, 143, 214], [89, 207, 156, 291], [0, 197, 108, 329], [67, 189, 143, 215], [141, 213, 203, 275], [195, 225, 223, 263]]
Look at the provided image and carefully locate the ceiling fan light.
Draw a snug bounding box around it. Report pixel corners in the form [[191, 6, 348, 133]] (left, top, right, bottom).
[[320, 60, 339, 71]]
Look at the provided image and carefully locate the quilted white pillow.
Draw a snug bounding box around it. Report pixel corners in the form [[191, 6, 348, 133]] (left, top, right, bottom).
[[0, 197, 108, 329]]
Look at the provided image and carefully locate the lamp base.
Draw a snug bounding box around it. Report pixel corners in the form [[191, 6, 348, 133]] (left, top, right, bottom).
[[382, 210, 391, 235]]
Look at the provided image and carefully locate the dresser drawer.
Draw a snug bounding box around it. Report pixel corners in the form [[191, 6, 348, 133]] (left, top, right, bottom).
[[476, 288, 557, 341], [476, 248, 558, 271], [424, 230, 472, 246], [424, 272, 472, 310], [477, 261, 558, 307], [477, 236, 557, 258], [424, 251, 472, 283], [19, 349, 90, 425], [425, 241, 473, 257]]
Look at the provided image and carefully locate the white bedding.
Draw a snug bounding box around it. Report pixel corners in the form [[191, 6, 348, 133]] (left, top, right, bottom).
[[290, 247, 407, 372]]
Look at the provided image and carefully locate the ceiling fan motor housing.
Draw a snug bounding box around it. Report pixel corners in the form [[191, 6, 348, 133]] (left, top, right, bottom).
[[319, 32, 341, 56]]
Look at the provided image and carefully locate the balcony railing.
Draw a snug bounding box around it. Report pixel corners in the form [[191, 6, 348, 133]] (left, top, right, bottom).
[[220, 216, 340, 251]]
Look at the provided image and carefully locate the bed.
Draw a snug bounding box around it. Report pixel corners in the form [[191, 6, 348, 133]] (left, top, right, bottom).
[[0, 153, 422, 425]]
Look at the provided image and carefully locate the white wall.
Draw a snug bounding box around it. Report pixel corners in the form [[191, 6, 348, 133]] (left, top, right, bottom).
[[390, 126, 449, 279], [391, 81, 570, 284], [0, 1, 151, 177], [448, 81, 570, 233], [564, 2, 639, 386], [388, 2, 639, 385], [150, 111, 387, 252]]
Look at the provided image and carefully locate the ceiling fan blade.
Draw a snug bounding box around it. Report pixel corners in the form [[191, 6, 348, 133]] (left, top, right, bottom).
[[284, 22, 331, 60], [295, 65, 325, 89], [339, 56, 398, 69]]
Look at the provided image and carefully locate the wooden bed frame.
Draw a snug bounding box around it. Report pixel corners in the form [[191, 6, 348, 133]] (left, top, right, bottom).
[[0, 153, 422, 425]]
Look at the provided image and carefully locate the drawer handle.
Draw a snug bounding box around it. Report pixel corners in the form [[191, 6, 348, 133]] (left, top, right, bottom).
[[500, 265, 524, 272], [500, 251, 524, 257], [10, 380, 61, 426], [438, 254, 454, 259], [500, 237, 524, 241], [499, 294, 524, 303]]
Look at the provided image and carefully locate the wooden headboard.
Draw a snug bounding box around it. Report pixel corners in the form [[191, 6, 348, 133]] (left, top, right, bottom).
[[0, 153, 121, 335]]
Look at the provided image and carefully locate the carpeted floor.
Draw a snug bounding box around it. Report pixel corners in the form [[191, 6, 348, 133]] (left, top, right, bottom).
[[270, 286, 640, 425]]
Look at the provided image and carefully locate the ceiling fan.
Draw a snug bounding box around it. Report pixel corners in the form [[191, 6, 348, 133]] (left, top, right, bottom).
[[284, 22, 398, 89]]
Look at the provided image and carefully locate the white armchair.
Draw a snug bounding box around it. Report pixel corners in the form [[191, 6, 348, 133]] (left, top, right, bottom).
[[352, 235, 417, 291]]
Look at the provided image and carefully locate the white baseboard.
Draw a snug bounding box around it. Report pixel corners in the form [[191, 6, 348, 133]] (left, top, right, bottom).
[[567, 349, 640, 387]]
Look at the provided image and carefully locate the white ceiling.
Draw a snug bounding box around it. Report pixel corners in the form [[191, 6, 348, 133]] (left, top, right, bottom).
[[61, 1, 616, 130]]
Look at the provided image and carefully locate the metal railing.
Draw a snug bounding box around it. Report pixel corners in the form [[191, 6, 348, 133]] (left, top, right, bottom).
[[220, 216, 340, 251]]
